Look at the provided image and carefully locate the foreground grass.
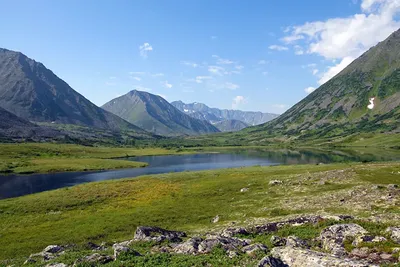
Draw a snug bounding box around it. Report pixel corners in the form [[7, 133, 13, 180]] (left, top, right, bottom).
[[0, 161, 399, 264], [0, 143, 194, 174]]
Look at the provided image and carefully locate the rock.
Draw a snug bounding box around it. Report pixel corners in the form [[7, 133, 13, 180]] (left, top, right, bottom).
[[352, 235, 375, 246], [270, 236, 286, 247], [23, 258, 36, 265], [269, 180, 283, 185], [112, 243, 140, 259], [198, 235, 250, 254], [173, 237, 202, 255], [387, 184, 399, 190], [134, 226, 186, 243], [319, 224, 368, 256], [241, 243, 268, 255], [392, 247, 400, 253], [368, 252, 380, 261], [73, 253, 114, 266], [258, 256, 288, 267], [349, 247, 370, 258], [271, 246, 378, 267], [220, 227, 249, 237], [212, 215, 220, 223], [380, 253, 393, 261], [285, 236, 309, 248], [240, 187, 249, 192], [43, 245, 63, 254], [372, 236, 387, 243], [227, 250, 239, 258], [385, 226, 400, 244], [46, 264, 67, 267]]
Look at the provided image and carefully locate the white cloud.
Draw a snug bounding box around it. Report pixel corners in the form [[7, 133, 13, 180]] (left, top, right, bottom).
[[232, 96, 247, 109], [312, 69, 319, 75], [208, 65, 225, 76], [235, 65, 244, 70], [212, 55, 235, 65], [282, 0, 400, 85], [133, 85, 152, 92], [318, 56, 355, 85], [304, 86, 316, 94], [155, 93, 167, 99], [131, 76, 141, 81], [129, 71, 146, 76], [195, 76, 212, 83], [224, 82, 240, 90], [258, 60, 267, 65], [139, 42, 153, 58], [162, 80, 173, 89], [269, 45, 289, 51], [151, 73, 164, 77], [181, 61, 198, 68], [294, 45, 304, 55]]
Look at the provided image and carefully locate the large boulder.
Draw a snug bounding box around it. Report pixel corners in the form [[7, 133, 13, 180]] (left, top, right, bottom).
[[319, 224, 367, 256], [258, 256, 288, 267], [134, 226, 186, 242], [271, 247, 378, 267]]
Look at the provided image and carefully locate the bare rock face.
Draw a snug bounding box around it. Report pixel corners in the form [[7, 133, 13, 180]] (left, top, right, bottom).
[[134, 226, 186, 242], [319, 224, 368, 256], [270, 247, 378, 267], [385, 227, 400, 244]]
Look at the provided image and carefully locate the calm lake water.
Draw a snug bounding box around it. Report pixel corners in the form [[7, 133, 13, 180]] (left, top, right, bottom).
[[0, 148, 399, 199]]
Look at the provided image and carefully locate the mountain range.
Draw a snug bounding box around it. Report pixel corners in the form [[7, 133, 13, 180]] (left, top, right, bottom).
[[102, 90, 220, 136], [171, 101, 278, 131], [240, 27, 400, 143]]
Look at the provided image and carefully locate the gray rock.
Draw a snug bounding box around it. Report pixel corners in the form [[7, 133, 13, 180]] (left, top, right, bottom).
[[285, 236, 309, 248], [241, 243, 268, 255], [43, 245, 63, 254], [198, 235, 250, 254], [380, 253, 393, 261], [134, 226, 186, 242], [220, 227, 249, 237], [23, 258, 36, 265], [270, 236, 286, 247], [258, 256, 289, 267], [173, 237, 203, 255], [46, 264, 67, 267], [269, 180, 283, 185], [319, 224, 367, 256], [387, 184, 399, 190], [112, 243, 140, 259], [271, 246, 378, 267], [227, 250, 239, 258], [240, 187, 249, 192], [385, 226, 400, 243], [349, 247, 370, 258], [73, 253, 114, 266], [212, 215, 220, 223]]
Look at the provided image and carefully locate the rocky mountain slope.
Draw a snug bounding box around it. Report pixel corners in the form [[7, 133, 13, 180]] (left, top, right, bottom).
[[246, 28, 400, 141], [102, 90, 220, 136], [0, 48, 145, 133], [171, 101, 279, 128], [214, 119, 249, 132]]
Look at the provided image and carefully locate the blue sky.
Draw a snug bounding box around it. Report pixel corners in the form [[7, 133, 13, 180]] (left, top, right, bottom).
[[1, 0, 399, 114]]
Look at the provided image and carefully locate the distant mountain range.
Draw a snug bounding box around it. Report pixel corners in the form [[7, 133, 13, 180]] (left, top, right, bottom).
[[171, 101, 279, 132], [241, 28, 400, 142], [0, 48, 145, 133], [102, 90, 220, 136], [213, 119, 249, 132]]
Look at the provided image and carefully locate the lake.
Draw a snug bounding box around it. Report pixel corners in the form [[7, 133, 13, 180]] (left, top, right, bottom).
[[0, 148, 399, 199]]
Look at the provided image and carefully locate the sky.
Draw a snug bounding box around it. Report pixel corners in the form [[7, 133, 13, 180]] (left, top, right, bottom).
[[1, 0, 400, 114]]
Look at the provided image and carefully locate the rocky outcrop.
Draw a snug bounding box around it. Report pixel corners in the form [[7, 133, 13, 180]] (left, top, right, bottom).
[[133, 226, 186, 242], [73, 253, 114, 266], [25, 245, 64, 264], [319, 224, 367, 256], [269, 247, 378, 267]]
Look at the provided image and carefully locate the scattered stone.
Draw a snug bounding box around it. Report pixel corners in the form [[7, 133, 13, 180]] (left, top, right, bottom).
[[173, 237, 202, 255], [23, 258, 36, 265], [350, 247, 370, 258], [112, 243, 140, 259], [73, 253, 114, 266], [387, 184, 399, 190], [368, 252, 380, 262], [271, 246, 378, 267], [258, 256, 288, 267], [240, 187, 249, 192], [241, 243, 268, 255], [227, 250, 238, 258], [385, 227, 400, 244], [319, 224, 368, 256], [43, 245, 63, 254], [134, 226, 186, 243], [269, 180, 283, 186], [380, 253, 393, 261], [220, 227, 249, 237], [46, 264, 67, 267], [352, 235, 377, 246], [270, 236, 286, 247], [198, 235, 250, 254], [285, 236, 309, 248], [212, 215, 220, 223], [392, 247, 400, 253]]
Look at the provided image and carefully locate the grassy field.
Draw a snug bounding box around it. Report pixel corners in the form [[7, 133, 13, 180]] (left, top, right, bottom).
[[0, 161, 399, 265], [0, 143, 195, 174]]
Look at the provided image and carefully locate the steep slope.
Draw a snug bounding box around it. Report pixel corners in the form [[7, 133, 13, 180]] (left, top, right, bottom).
[[0, 48, 145, 133], [102, 90, 220, 136], [214, 119, 249, 132], [0, 106, 63, 140], [244, 28, 400, 141], [171, 101, 279, 126]]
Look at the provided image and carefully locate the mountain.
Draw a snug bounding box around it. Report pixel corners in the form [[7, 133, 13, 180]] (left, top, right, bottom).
[[171, 101, 279, 127], [0, 106, 63, 141], [214, 119, 249, 132], [244, 28, 400, 142], [102, 90, 220, 136], [0, 48, 145, 133]]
